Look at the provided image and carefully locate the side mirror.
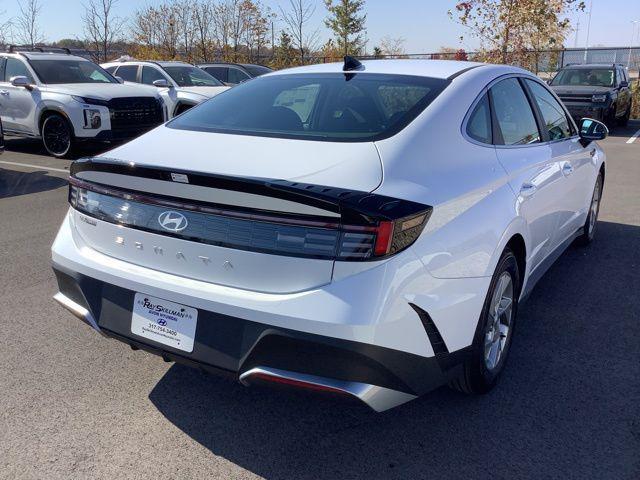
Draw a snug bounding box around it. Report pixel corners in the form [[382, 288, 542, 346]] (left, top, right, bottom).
[[10, 76, 33, 90], [579, 118, 608, 146], [115, 76, 125, 84], [153, 79, 172, 88], [620, 80, 629, 88]]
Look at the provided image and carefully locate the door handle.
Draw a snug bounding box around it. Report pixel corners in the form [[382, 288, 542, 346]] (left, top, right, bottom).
[[562, 163, 574, 176], [0, 90, 9, 95], [519, 183, 537, 198], [589, 148, 596, 157]]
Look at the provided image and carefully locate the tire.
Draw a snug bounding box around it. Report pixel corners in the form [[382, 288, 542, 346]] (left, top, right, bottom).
[[450, 248, 520, 394], [617, 104, 631, 127], [604, 107, 617, 130], [41, 113, 74, 158], [575, 171, 604, 246]]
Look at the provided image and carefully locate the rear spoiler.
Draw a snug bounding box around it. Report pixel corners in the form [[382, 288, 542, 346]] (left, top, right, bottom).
[[70, 157, 432, 227]]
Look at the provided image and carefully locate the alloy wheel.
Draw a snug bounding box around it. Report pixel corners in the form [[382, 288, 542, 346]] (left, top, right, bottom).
[[483, 272, 514, 372], [43, 116, 71, 157]]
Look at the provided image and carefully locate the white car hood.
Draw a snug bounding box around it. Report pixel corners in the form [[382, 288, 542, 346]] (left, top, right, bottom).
[[41, 83, 159, 100], [104, 125, 383, 192], [177, 86, 230, 98]]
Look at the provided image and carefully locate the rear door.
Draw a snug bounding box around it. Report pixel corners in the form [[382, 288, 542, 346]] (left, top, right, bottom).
[[523, 78, 593, 246], [491, 77, 565, 271], [0, 57, 38, 134], [203, 66, 228, 84]]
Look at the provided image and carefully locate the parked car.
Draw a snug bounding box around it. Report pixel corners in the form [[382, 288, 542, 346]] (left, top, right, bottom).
[[550, 63, 632, 128], [52, 58, 607, 411], [102, 60, 229, 118], [0, 117, 4, 153], [0, 48, 165, 157], [198, 62, 273, 85]]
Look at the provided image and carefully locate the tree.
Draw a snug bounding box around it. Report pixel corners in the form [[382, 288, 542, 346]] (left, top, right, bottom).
[[192, 0, 215, 62], [324, 0, 366, 56], [271, 30, 296, 69], [281, 0, 319, 65], [449, 0, 584, 66], [16, 0, 44, 47], [83, 0, 125, 62], [380, 36, 405, 56]]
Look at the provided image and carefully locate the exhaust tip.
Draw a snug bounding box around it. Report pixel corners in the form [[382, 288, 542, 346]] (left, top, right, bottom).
[[239, 366, 417, 412]]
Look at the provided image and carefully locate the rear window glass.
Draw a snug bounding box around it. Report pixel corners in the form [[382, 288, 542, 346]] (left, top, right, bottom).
[[168, 73, 448, 142]]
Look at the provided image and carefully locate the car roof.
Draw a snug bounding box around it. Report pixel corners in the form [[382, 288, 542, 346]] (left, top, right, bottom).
[[269, 59, 488, 80], [7, 51, 89, 62], [103, 60, 192, 67]]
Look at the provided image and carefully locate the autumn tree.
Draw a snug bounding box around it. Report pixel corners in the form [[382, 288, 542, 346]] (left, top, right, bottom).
[[449, 0, 584, 66], [271, 30, 296, 69], [324, 0, 367, 56], [83, 0, 125, 62], [281, 0, 319, 64]]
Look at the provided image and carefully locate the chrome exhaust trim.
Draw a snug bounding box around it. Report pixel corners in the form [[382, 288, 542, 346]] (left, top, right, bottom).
[[53, 292, 103, 334], [239, 366, 417, 412]]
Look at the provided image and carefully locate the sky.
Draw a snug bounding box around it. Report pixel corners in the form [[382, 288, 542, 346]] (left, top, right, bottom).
[[0, 0, 638, 53]]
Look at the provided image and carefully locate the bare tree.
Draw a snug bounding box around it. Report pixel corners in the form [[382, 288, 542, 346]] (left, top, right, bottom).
[[83, 0, 125, 62], [174, 0, 195, 61], [192, 0, 215, 61], [280, 0, 319, 64], [16, 0, 44, 47], [380, 36, 405, 56]]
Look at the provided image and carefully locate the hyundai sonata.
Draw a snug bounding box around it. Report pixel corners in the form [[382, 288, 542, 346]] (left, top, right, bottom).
[[51, 58, 607, 411]]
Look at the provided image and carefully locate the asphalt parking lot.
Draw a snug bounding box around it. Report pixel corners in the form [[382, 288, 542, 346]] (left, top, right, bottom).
[[1, 124, 639, 480]]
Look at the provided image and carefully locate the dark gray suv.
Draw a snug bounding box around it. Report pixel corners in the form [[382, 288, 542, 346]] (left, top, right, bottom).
[[550, 63, 633, 129]]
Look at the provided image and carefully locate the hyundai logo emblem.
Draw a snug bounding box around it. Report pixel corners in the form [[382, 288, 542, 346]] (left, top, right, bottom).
[[158, 211, 188, 232], [157, 319, 167, 326]]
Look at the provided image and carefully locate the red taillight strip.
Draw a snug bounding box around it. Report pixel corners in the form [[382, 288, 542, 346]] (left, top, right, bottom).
[[69, 176, 347, 230], [251, 373, 348, 395]]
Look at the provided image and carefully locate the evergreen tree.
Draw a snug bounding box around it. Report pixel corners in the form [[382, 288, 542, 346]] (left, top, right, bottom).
[[324, 0, 366, 56]]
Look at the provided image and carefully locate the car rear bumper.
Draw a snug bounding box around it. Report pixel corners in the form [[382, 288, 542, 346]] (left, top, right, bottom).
[[51, 209, 487, 410], [52, 264, 472, 411]]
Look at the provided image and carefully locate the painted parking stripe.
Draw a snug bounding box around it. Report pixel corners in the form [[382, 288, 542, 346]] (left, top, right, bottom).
[[0, 160, 68, 174], [627, 128, 640, 144]]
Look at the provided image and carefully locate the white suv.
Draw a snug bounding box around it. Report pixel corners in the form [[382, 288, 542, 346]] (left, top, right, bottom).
[[52, 59, 607, 411], [0, 50, 166, 157], [101, 60, 229, 118]]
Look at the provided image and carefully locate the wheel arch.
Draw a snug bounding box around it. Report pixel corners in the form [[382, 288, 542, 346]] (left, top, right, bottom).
[[38, 107, 73, 136], [173, 101, 196, 117]]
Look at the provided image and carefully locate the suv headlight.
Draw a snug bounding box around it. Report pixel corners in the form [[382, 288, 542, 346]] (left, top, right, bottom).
[[591, 94, 608, 103]]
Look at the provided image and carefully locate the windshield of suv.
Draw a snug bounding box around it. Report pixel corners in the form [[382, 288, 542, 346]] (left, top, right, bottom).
[[29, 59, 116, 84], [163, 66, 223, 87], [551, 68, 614, 87], [168, 73, 447, 142]]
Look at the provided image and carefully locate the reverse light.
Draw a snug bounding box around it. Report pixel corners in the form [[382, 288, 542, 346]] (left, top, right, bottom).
[[591, 94, 607, 103]]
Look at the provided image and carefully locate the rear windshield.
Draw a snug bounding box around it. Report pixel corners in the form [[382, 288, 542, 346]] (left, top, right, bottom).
[[242, 64, 272, 77], [168, 73, 448, 142], [551, 68, 614, 87], [30, 59, 117, 84], [163, 66, 223, 87]]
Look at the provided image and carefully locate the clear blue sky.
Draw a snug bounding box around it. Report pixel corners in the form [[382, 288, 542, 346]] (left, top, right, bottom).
[[1, 0, 638, 53]]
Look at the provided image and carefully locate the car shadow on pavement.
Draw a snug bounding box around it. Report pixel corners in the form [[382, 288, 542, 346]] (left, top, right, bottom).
[[149, 220, 639, 480], [2, 137, 112, 158], [0, 167, 67, 198], [605, 119, 640, 138]]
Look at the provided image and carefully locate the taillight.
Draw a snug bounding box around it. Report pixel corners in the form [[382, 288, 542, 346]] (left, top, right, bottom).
[[68, 176, 431, 262]]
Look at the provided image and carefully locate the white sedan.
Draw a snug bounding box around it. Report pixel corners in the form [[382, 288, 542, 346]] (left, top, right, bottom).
[[52, 58, 607, 411]]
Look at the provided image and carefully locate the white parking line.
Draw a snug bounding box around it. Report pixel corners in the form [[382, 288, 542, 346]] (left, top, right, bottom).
[[0, 160, 69, 174], [627, 128, 640, 144]]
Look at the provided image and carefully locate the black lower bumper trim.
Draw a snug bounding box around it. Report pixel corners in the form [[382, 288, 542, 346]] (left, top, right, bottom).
[[52, 264, 469, 396]]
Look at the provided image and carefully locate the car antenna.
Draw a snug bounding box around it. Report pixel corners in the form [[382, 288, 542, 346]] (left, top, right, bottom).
[[343, 55, 363, 72]]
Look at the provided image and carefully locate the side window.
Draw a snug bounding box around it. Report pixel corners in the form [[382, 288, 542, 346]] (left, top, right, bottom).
[[141, 66, 166, 85], [4, 58, 34, 83], [490, 78, 540, 146], [525, 79, 571, 141], [227, 67, 250, 84], [115, 65, 138, 82], [204, 66, 227, 83], [466, 93, 492, 144], [0, 58, 6, 81], [104, 66, 117, 74]]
